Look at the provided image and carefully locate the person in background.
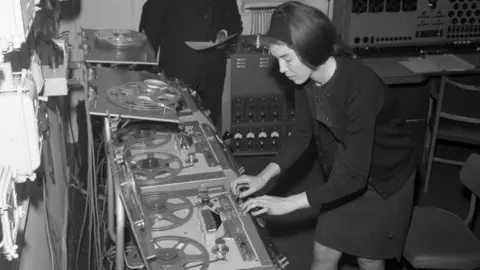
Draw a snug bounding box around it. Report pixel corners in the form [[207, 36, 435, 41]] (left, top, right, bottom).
[[231, 2, 417, 270], [139, 0, 243, 126]]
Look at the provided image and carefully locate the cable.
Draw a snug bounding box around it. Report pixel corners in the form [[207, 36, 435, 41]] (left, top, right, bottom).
[[43, 178, 56, 270], [72, 30, 108, 270], [73, 133, 107, 270]]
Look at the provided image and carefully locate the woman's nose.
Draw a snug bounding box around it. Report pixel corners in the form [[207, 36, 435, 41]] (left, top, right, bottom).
[[279, 61, 288, 73]]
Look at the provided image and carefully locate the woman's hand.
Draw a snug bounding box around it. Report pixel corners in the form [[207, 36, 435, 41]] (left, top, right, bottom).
[[240, 195, 297, 216], [230, 174, 267, 199]]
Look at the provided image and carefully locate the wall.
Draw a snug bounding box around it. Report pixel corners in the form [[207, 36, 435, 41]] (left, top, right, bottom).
[[60, 0, 145, 33], [240, 0, 333, 35], [60, 0, 333, 34]]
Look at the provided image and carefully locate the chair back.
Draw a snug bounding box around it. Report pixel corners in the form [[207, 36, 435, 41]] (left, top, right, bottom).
[[439, 76, 480, 123], [460, 153, 480, 198], [459, 153, 480, 226]]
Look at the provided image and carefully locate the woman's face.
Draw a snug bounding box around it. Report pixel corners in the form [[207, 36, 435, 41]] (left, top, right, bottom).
[[269, 44, 312, 85]]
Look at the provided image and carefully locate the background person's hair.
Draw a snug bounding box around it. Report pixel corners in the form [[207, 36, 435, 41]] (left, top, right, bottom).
[[266, 1, 352, 69]]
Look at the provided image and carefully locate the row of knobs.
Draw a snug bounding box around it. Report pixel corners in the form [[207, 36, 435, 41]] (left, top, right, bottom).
[[234, 110, 295, 120], [235, 111, 280, 120], [233, 131, 280, 140], [234, 131, 280, 148]]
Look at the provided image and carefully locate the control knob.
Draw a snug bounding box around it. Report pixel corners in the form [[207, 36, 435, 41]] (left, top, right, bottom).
[[233, 133, 243, 140], [271, 131, 280, 147], [198, 184, 211, 206], [258, 131, 267, 148], [247, 112, 254, 119], [212, 238, 229, 259], [222, 131, 232, 141], [233, 133, 243, 149]]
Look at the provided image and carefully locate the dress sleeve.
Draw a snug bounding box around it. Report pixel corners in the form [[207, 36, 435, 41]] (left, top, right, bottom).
[[270, 89, 313, 173], [305, 81, 379, 208]]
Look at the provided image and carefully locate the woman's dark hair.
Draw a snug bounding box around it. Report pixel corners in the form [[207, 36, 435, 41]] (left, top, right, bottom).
[[266, 1, 352, 68]]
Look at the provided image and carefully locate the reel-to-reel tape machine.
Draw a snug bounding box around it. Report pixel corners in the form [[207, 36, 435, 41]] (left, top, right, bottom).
[[79, 26, 288, 269], [124, 185, 284, 270], [86, 60, 288, 269], [106, 122, 289, 270], [114, 121, 234, 191], [88, 67, 219, 125], [82, 29, 157, 65]]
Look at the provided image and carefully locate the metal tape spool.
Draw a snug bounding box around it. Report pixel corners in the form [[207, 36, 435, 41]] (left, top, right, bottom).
[[95, 29, 147, 48], [117, 124, 173, 150], [153, 236, 210, 270], [142, 193, 193, 231], [127, 151, 183, 185], [106, 80, 182, 111]]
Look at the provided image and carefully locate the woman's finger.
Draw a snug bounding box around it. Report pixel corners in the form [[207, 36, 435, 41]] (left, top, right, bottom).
[[251, 207, 268, 216], [241, 198, 261, 212]]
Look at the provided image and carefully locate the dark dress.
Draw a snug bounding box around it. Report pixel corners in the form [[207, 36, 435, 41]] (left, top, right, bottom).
[[271, 57, 418, 259], [139, 0, 243, 124]]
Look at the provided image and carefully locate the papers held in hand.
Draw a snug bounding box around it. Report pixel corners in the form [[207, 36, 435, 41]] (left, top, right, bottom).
[[185, 33, 239, 51]]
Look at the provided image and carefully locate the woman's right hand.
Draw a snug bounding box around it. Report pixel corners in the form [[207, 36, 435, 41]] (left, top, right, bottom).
[[230, 174, 267, 199]]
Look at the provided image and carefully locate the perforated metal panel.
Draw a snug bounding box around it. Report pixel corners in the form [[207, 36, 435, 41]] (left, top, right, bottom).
[[333, 0, 480, 49]]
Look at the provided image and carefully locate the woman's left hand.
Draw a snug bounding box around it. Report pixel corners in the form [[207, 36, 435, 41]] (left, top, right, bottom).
[[240, 195, 296, 216]]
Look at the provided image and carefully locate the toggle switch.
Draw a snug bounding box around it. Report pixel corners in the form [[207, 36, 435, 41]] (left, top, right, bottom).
[[246, 132, 255, 149], [187, 153, 198, 164]]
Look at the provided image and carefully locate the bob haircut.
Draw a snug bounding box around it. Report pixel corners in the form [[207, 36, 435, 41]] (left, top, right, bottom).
[[266, 1, 351, 69]]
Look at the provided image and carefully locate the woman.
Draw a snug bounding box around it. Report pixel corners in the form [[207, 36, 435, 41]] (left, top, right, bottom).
[[230, 2, 417, 270]]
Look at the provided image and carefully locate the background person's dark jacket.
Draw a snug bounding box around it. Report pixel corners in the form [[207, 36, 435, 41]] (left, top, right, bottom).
[[139, 0, 243, 123]]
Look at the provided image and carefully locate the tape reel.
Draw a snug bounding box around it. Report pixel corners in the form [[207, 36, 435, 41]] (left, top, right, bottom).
[[117, 124, 172, 150], [142, 193, 193, 231], [153, 236, 210, 270], [106, 79, 183, 111], [95, 29, 147, 48], [128, 152, 183, 185]]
